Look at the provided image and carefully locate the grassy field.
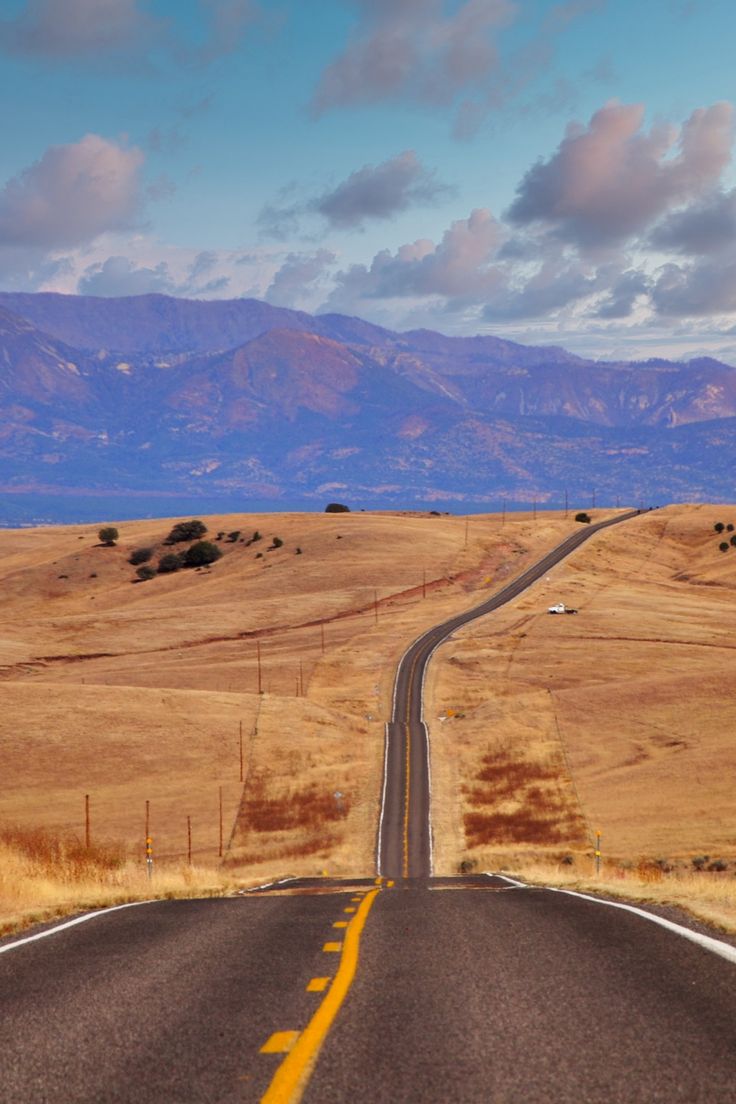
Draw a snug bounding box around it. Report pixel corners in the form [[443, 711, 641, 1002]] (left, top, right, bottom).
[[427, 505, 736, 883], [4, 504, 736, 935], [0, 507, 577, 929]]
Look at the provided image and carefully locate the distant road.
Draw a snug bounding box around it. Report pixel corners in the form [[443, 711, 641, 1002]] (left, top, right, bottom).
[[3, 876, 736, 1103], [378, 509, 641, 879]]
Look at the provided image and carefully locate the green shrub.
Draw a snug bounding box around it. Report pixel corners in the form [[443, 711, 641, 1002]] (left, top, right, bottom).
[[715, 522, 725, 533], [158, 552, 184, 573], [98, 526, 119, 546], [719, 542, 729, 552], [183, 540, 222, 567], [129, 546, 153, 566], [268, 536, 283, 550], [136, 565, 156, 581], [325, 502, 350, 513], [574, 512, 591, 523], [164, 519, 207, 544], [731, 536, 736, 548], [728, 524, 735, 532], [227, 530, 241, 542], [295, 547, 302, 555]]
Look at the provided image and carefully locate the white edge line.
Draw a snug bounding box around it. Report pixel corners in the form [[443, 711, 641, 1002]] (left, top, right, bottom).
[[375, 722, 390, 877], [486, 873, 736, 966], [487, 872, 528, 888], [0, 899, 155, 956], [550, 886, 736, 966], [244, 876, 298, 893]]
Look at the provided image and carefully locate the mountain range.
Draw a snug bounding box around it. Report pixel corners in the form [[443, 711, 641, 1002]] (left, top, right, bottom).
[[1, 290, 735, 523]]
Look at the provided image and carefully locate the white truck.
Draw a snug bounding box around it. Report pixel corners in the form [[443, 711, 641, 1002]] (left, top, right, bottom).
[[548, 602, 578, 614]]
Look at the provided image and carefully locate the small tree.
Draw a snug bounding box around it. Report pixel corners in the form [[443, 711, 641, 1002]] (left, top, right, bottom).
[[183, 540, 222, 567], [730, 536, 736, 548], [227, 531, 241, 542], [325, 502, 350, 513], [574, 512, 591, 524], [98, 526, 119, 546], [164, 519, 207, 544], [129, 547, 153, 566], [729, 524, 735, 532], [715, 522, 725, 533], [719, 542, 729, 552], [136, 565, 156, 581], [268, 536, 283, 550], [158, 552, 184, 573]]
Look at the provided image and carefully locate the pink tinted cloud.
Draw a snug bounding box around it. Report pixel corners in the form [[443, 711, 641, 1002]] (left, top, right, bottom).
[[328, 208, 503, 308], [0, 0, 159, 57], [508, 100, 733, 248], [311, 0, 513, 115], [0, 134, 144, 249]]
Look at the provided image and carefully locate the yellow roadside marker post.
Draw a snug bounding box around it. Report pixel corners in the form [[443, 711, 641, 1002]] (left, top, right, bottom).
[[146, 836, 153, 881], [595, 830, 602, 876]]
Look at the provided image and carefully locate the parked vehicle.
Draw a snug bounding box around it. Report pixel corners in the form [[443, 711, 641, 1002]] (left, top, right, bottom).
[[548, 602, 578, 614]]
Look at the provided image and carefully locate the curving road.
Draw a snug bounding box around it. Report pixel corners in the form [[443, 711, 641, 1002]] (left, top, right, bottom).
[[378, 509, 641, 880], [9, 505, 736, 1104]]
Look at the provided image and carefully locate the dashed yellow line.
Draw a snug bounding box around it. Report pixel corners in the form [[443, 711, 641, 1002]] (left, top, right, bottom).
[[322, 941, 342, 953], [260, 888, 380, 1103], [261, 1032, 299, 1055], [306, 978, 330, 993], [332, 921, 348, 929]]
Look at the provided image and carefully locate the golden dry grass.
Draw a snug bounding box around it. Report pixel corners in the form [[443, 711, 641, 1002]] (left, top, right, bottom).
[[0, 507, 579, 930], [496, 857, 736, 937], [7, 503, 736, 937], [428, 504, 736, 883], [0, 825, 236, 936]]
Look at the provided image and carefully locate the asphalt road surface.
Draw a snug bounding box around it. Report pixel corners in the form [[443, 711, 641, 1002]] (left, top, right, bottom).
[[378, 509, 641, 879], [3, 877, 736, 1103], [8, 505, 733, 1104]]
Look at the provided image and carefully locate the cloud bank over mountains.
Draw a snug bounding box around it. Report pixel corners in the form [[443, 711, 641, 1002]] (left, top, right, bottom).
[[2, 0, 736, 361], [4, 97, 736, 352]]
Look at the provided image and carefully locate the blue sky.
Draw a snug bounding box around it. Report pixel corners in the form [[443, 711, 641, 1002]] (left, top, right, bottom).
[[2, 0, 736, 361]]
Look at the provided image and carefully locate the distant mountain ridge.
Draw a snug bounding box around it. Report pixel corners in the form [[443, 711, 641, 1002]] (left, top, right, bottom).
[[0, 291, 735, 517]]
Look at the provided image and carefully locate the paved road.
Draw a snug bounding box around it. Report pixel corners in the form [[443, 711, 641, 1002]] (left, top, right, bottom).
[[378, 510, 641, 879], [8, 505, 733, 1104], [3, 878, 736, 1102]]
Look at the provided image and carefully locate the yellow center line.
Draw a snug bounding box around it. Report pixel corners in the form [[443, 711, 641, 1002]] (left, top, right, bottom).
[[322, 941, 342, 953], [402, 720, 411, 879], [401, 646, 423, 880], [260, 888, 380, 1104], [306, 978, 331, 993], [343, 907, 356, 914], [261, 1032, 299, 1055]]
